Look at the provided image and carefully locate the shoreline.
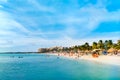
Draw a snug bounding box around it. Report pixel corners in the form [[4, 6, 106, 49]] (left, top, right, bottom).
[[52, 53, 120, 66], [1, 53, 120, 66]]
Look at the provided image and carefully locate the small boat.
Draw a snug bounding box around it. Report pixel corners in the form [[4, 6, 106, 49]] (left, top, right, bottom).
[[18, 56, 23, 58]]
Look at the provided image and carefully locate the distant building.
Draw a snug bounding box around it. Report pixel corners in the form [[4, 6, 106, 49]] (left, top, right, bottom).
[[38, 46, 63, 53], [38, 48, 48, 53]]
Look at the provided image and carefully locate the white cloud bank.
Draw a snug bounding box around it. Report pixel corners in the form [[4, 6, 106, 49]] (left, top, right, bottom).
[[0, 0, 120, 52]]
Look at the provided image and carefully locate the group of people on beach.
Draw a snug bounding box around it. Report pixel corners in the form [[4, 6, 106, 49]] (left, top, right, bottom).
[[57, 49, 120, 59]]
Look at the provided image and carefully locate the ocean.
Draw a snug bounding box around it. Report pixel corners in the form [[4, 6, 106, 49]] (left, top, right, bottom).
[[0, 53, 120, 80]]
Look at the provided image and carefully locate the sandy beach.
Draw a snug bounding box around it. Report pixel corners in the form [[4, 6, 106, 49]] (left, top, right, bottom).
[[55, 53, 120, 66], [80, 55, 120, 66]]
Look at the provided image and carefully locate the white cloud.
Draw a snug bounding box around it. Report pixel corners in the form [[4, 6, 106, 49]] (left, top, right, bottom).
[[0, 10, 31, 34], [0, 0, 7, 3], [61, 3, 120, 37], [28, 0, 55, 12], [0, 5, 3, 8], [0, 0, 120, 52], [36, 0, 119, 38]]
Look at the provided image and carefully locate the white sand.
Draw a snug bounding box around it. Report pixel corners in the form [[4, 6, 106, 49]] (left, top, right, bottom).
[[54, 53, 120, 66], [80, 55, 120, 66]]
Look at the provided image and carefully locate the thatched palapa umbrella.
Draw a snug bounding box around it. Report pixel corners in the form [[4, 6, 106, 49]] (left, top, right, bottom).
[[107, 48, 117, 53], [118, 49, 120, 53]]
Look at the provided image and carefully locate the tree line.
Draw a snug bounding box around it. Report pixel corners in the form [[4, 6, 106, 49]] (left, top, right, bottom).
[[38, 40, 120, 53]]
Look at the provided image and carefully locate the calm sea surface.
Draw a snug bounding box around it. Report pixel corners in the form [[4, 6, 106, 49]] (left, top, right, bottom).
[[0, 53, 120, 80]]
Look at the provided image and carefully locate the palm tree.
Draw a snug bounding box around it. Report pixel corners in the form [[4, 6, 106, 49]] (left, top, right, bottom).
[[73, 45, 78, 53], [112, 43, 118, 49], [104, 40, 108, 50], [117, 40, 120, 45], [115, 40, 120, 49], [92, 42, 98, 49], [104, 40, 113, 50], [97, 40, 104, 49], [107, 40, 113, 49], [77, 45, 85, 51], [84, 42, 90, 50]]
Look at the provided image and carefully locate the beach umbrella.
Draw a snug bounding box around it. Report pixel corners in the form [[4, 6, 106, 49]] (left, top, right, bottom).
[[92, 49, 101, 52], [107, 48, 116, 53], [118, 49, 120, 52], [85, 50, 89, 53]]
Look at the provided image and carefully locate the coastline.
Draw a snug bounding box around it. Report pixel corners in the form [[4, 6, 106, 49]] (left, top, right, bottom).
[[52, 53, 120, 66]]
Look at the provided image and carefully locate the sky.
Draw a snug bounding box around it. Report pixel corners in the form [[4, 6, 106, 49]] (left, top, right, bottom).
[[0, 0, 120, 52]]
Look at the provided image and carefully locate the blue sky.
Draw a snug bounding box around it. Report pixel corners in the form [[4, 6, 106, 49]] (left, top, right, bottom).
[[0, 0, 120, 52]]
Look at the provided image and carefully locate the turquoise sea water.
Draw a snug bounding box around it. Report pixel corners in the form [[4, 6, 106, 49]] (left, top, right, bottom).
[[0, 53, 120, 80]]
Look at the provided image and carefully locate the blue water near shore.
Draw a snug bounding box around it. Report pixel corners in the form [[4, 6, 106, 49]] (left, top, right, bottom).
[[0, 53, 120, 80]]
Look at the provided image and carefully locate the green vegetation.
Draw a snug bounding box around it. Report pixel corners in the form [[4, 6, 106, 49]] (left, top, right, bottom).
[[38, 40, 120, 53]]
